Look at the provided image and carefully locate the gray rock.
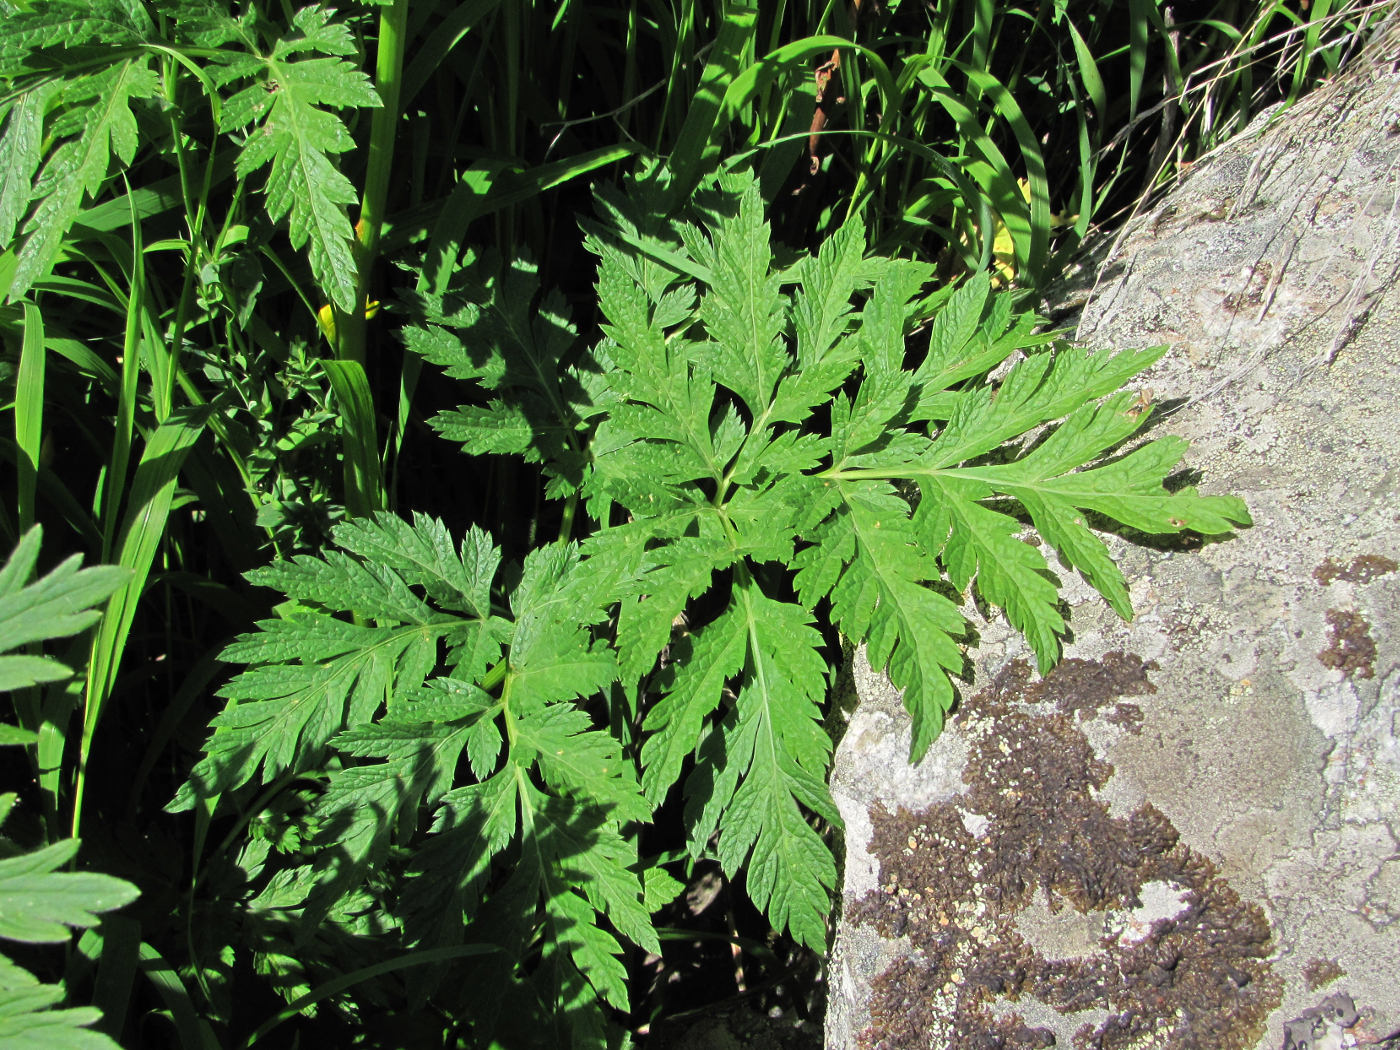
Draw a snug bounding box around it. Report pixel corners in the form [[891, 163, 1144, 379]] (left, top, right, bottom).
[[827, 29, 1400, 1050]]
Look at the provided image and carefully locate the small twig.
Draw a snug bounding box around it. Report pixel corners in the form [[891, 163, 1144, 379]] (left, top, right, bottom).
[[539, 42, 717, 156]]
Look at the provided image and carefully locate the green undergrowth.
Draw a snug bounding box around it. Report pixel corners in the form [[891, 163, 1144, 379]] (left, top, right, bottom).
[[4, 0, 1365, 1042]]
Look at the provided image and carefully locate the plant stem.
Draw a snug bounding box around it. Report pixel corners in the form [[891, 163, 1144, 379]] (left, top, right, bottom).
[[336, 0, 411, 368], [329, 0, 409, 520]]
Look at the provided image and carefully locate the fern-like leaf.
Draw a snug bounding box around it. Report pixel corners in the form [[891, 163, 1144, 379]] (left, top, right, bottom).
[[810, 279, 1248, 751], [4, 54, 160, 299], [693, 178, 788, 418], [176, 517, 653, 1040], [0, 528, 128, 693], [0, 86, 52, 251], [714, 587, 839, 949], [409, 260, 606, 498], [0, 0, 148, 60], [170, 518, 503, 810], [214, 5, 380, 313], [796, 482, 968, 758], [0, 529, 136, 1048], [0, 839, 136, 1050], [217, 168, 1253, 1033]]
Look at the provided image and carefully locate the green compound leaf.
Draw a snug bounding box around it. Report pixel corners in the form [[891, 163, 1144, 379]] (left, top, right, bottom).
[[175, 515, 651, 1036], [329, 512, 501, 619], [5, 56, 160, 301], [214, 5, 381, 313], [924, 471, 1067, 669], [606, 530, 737, 692], [796, 482, 968, 759], [0, 834, 138, 1050], [693, 177, 788, 419], [0, 0, 148, 60], [715, 587, 840, 950], [411, 260, 603, 499], [515, 704, 649, 825], [817, 319, 1248, 749], [0, 87, 51, 250], [0, 528, 128, 692], [0, 0, 157, 301], [640, 601, 747, 806], [0, 989, 116, 1050], [170, 515, 504, 811], [0, 530, 134, 1046], [904, 355, 1251, 677], [0, 841, 138, 945], [203, 166, 1250, 1034]]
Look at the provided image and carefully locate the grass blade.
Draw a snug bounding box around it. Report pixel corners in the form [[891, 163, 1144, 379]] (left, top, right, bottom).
[[382, 145, 643, 259], [668, 0, 759, 201], [75, 404, 212, 838], [138, 940, 221, 1050], [402, 0, 506, 107], [1064, 15, 1108, 120], [79, 915, 141, 1040], [14, 302, 44, 532], [242, 944, 502, 1049], [97, 204, 145, 564], [322, 359, 384, 518], [914, 65, 1032, 277], [1128, 0, 1151, 119], [951, 59, 1052, 282]]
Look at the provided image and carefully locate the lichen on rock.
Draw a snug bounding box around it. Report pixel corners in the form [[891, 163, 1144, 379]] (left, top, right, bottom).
[[850, 655, 1283, 1050], [1317, 608, 1378, 680]]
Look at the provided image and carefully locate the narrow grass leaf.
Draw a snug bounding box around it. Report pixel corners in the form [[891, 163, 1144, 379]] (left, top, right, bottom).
[[136, 942, 221, 1050], [14, 305, 44, 532], [78, 407, 211, 833], [240, 945, 500, 1049], [1064, 17, 1108, 120], [401, 0, 506, 105], [668, 0, 758, 200], [85, 915, 140, 1040], [1128, 0, 1151, 118], [322, 359, 385, 516]]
